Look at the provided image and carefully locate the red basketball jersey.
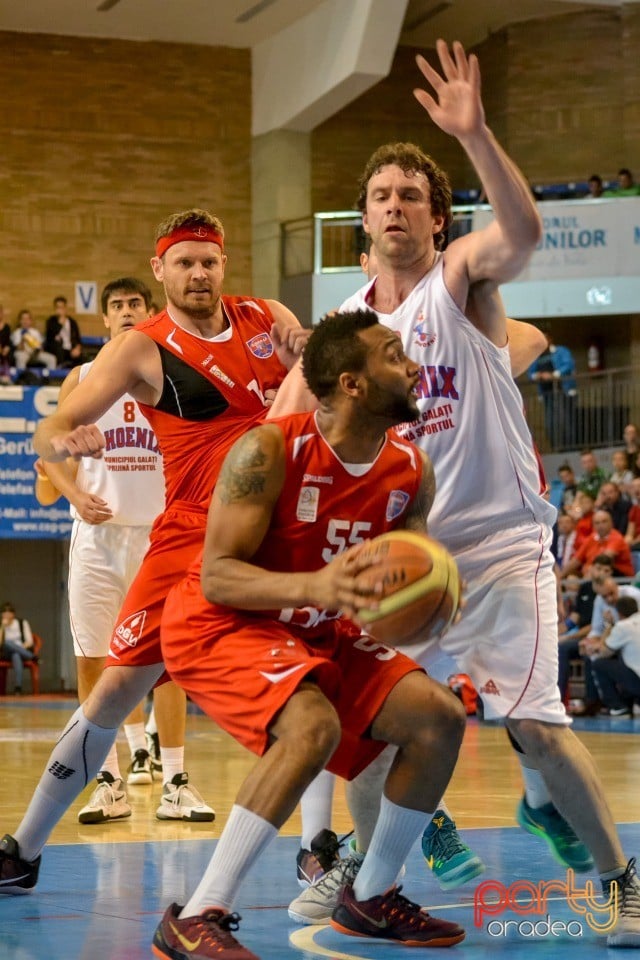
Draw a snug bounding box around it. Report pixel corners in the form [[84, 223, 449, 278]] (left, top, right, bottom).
[[251, 411, 423, 639], [136, 299, 288, 509]]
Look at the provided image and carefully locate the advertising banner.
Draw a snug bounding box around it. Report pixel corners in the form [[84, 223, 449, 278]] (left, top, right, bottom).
[[0, 385, 71, 539]]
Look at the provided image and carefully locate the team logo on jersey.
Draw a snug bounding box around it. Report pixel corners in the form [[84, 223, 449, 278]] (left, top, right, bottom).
[[413, 313, 437, 348], [296, 485, 319, 523], [114, 610, 147, 648], [246, 332, 273, 359], [386, 489, 410, 521]]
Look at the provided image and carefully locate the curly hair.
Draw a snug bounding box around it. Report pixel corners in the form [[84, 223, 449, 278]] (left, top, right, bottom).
[[357, 142, 452, 250], [302, 310, 379, 401], [154, 209, 225, 245]]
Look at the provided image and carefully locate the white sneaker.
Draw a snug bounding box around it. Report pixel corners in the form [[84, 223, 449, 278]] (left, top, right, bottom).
[[288, 850, 364, 924], [127, 748, 153, 785], [155, 773, 215, 822], [78, 772, 132, 824], [607, 857, 640, 947]]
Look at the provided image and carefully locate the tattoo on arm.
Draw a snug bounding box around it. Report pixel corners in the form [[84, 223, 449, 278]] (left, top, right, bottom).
[[405, 452, 436, 533], [217, 431, 270, 503]]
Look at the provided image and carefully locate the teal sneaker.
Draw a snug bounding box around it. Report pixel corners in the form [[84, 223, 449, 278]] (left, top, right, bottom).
[[421, 810, 485, 890], [516, 795, 594, 872]]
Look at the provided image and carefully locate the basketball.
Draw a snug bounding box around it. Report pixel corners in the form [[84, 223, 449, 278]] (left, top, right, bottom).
[[353, 530, 460, 646]]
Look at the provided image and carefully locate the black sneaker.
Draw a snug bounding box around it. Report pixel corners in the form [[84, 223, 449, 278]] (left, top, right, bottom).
[[0, 834, 41, 895], [296, 828, 342, 887], [606, 857, 640, 947], [127, 748, 153, 785], [146, 730, 162, 775], [331, 883, 465, 946], [152, 902, 259, 960]]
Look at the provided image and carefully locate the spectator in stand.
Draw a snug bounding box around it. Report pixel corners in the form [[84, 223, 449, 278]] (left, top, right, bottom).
[[561, 509, 634, 580], [0, 303, 14, 384], [568, 489, 595, 550], [596, 481, 631, 535], [625, 478, 640, 552], [603, 168, 640, 197], [578, 449, 608, 500], [11, 310, 57, 372], [623, 424, 640, 471], [558, 462, 578, 510], [558, 555, 614, 715], [0, 602, 37, 695], [610, 450, 634, 495], [528, 334, 577, 448], [44, 296, 83, 369], [585, 174, 604, 199], [552, 511, 579, 573], [591, 596, 640, 717]]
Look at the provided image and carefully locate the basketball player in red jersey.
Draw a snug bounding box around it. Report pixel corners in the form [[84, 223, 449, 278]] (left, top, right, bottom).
[[0, 209, 309, 891], [153, 310, 466, 959]]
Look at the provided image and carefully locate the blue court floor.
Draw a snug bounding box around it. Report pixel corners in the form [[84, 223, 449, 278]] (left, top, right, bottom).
[[3, 823, 640, 960]]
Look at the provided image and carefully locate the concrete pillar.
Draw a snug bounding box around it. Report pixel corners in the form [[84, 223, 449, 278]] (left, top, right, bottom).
[[251, 129, 310, 300]]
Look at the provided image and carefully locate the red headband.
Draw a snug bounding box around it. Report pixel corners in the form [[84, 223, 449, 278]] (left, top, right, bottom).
[[155, 226, 224, 258]]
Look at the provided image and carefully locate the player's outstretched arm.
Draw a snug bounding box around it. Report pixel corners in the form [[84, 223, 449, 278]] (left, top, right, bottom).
[[415, 39, 541, 284], [34, 331, 160, 461]]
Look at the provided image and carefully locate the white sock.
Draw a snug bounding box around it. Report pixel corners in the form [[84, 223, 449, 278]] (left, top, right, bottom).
[[300, 770, 335, 848], [14, 706, 118, 861], [181, 805, 277, 916], [146, 704, 157, 735], [100, 743, 122, 781], [353, 794, 428, 901], [519, 760, 552, 808], [161, 747, 184, 785], [346, 746, 394, 852], [124, 722, 146, 756]]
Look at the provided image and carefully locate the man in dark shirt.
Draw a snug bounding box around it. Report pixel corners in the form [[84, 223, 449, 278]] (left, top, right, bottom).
[[596, 481, 631, 536], [558, 554, 614, 714]]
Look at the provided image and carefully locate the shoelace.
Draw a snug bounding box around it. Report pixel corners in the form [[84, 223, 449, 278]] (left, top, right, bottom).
[[308, 851, 363, 896], [190, 909, 244, 947], [380, 886, 432, 928], [92, 780, 122, 806], [166, 782, 205, 812], [426, 819, 467, 859], [616, 858, 640, 917]]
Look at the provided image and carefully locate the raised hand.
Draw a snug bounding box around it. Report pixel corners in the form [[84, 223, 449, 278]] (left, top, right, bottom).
[[414, 39, 485, 141], [271, 323, 312, 370]]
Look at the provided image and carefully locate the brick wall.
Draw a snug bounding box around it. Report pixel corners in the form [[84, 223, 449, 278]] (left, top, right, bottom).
[[311, 7, 636, 206], [0, 32, 251, 336]]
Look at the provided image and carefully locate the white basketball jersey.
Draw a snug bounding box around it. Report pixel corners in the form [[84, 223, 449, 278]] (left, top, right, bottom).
[[71, 363, 165, 526], [340, 256, 556, 548]]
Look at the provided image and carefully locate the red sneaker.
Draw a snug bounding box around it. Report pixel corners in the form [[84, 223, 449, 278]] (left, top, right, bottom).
[[152, 903, 260, 960], [331, 883, 465, 947]]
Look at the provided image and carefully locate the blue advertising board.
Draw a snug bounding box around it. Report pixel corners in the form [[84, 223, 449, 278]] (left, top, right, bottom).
[[0, 384, 72, 539]]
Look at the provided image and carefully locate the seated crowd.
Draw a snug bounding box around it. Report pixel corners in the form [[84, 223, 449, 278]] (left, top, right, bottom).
[[0, 296, 83, 384], [554, 432, 640, 717]]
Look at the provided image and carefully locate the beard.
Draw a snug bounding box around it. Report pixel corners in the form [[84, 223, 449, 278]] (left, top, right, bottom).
[[366, 382, 419, 426], [164, 278, 219, 320]]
